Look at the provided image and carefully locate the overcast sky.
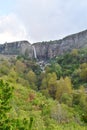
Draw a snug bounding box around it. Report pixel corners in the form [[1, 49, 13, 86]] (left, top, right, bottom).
[[0, 0, 87, 44]]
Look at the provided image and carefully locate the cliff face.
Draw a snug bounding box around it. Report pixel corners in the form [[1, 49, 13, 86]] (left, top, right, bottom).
[[0, 30, 87, 60], [33, 30, 87, 60], [0, 40, 34, 58], [33, 40, 61, 60]]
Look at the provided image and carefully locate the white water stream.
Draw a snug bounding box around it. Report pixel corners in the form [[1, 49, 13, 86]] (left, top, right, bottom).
[[32, 46, 37, 59]]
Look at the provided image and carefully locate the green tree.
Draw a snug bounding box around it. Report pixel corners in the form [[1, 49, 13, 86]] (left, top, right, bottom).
[[71, 49, 78, 57], [15, 60, 26, 76], [79, 63, 87, 81], [48, 72, 58, 99], [56, 77, 72, 101], [45, 63, 62, 79], [0, 80, 13, 129], [26, 70, 37, 90], [41, 72, 58, 99], [27, 70, 37, 84], [0, 60, 10, 76]]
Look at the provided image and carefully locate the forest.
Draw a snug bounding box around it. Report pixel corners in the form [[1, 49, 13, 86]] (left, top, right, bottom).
[[0, 48, 87, 130]]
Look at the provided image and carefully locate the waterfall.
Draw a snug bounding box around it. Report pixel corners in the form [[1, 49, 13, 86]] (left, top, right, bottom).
[[32, 46, 37, 59]]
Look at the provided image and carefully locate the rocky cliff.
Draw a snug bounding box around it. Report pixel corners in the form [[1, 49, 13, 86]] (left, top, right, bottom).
[[0, 29, 87, 60], [0, 40, 34, 58], [33, 29, 87, 60]]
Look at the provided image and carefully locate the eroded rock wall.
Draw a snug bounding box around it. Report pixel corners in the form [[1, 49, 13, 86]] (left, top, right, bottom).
[[0, 29, 87, 60], [33, 30, 87, 60]]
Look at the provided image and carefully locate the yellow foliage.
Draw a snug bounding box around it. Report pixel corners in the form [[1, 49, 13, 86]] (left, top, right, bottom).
[[71, 49, 78, 56], [56, 77, 72, 100], [80, 63, 87, 81]]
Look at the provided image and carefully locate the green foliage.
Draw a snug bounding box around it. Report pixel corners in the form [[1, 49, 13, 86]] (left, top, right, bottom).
[[56, 77, 72, 101], [45, 62, 62, 79], [54, 48, 87, 88], [0, 48, 87, 129], [0, 80, 13, 129], [79, 63, 87, 81]]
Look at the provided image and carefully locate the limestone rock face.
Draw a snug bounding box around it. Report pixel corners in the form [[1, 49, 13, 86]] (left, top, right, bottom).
[[33, 40, 61, 60], [0, 29, 87, 60], [33, 30, 87, 60], [0, 40, 34, 58], [59, 30, 87, 54]]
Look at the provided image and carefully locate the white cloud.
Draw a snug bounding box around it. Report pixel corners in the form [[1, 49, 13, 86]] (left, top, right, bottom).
[[15, 0, 87, 42], [0, 14, 29, 44], [1, 0, 87, 43]]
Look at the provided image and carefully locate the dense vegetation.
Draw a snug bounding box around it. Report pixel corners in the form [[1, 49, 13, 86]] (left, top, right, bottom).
[[0, 48, 87, 129]]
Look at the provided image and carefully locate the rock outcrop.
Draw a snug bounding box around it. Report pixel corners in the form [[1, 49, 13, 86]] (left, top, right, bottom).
[[0, 40, 34, 58], [33, 29, 87, 60], [0, 29, 87, 60]]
